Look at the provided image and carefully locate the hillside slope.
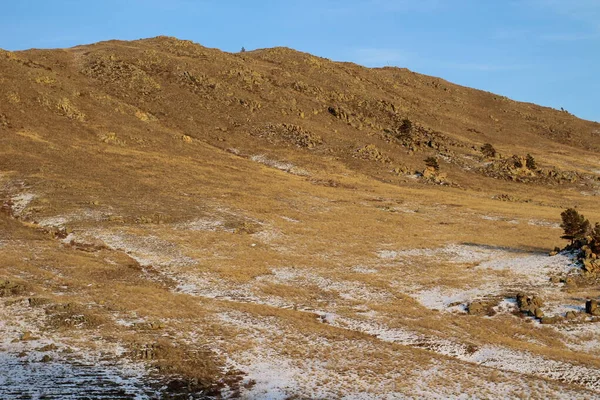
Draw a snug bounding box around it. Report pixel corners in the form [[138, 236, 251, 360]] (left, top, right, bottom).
[[1, 37, 600, 398]]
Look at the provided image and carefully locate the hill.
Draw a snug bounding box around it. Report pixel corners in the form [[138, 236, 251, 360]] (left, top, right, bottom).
[[1, 36, 600, 398]]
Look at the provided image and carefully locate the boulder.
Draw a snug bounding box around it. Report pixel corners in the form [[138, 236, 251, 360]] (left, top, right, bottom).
[[467, 301, 486, 315], [586, 299, 598, 315], [467, 299, 499, 316], [517, 293, 544, 317], [564, 277, 577, 287], [541, 316, 561, 324], [583, 260, 595, 273], [565, 311, 577, 320]]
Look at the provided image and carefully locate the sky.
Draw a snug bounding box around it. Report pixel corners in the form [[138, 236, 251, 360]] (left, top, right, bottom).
[[2, 0, 599, 122]]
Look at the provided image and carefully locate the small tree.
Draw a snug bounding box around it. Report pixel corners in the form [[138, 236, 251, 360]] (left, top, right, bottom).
[[526, 154, 536, 170], [591, 223, 600, 253], [481, 143, 496, 158], [240, 47, 246, 53], [424, 157, 439, 171], [560, 208, 591, 244]]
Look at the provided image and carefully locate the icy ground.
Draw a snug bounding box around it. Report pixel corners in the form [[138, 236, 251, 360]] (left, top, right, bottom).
[[0, 299, 159, 399]]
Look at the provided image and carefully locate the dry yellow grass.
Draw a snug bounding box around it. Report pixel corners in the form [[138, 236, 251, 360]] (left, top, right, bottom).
[[1, 36, 600, 397]]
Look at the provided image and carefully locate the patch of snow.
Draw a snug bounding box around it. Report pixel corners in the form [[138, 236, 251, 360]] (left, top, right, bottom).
[[250, 155, 309, 176], [376, 249, 399, 259], [174, 217, 229, 232], [280, 216, 300, 223], [481, 215, 501, 221], [528, 219, 560, 229], [91, 231, 197, 268], [351, 265, 378, 274], [411, 286, 495, 313], [264, 267, 391, 302], [331, 314, 600, 393], [0, 299, 159, 398], [476, 251, 577, 286], [10, 193, 35, 216], [493, 298, 518, 314], [252, 228, 283, 244], [377, 244, 506, 264], [36, 209, 106, 228]]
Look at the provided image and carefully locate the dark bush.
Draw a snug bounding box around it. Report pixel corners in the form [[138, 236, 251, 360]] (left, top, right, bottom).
[[480, 143, 496, 158], [399, 118, 413, 135], [512, 155, 523, 168], [526, 154, 536, 170]]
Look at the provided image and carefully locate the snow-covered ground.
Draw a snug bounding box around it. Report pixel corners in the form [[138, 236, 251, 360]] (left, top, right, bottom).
[[10, 214, 600, 398], [0, 299, 159, 399]]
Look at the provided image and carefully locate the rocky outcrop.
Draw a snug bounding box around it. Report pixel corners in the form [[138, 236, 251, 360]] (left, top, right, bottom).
[[467, 299, 499, 316], [516, 293, 544, 318], [355, 144, 390, 163], [254, 123, 323, 149]]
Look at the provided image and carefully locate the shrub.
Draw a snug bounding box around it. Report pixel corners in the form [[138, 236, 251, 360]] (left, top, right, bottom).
[[480, 143, 496, 158], [526, 154, 536, 170], [424, 157, 439, 171], [560, 208, 591, 244], [512, 155, 523, 168], [399, 118, 413, 135]]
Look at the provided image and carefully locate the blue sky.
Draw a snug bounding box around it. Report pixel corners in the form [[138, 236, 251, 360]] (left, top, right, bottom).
[[2, 0, 599, 122]]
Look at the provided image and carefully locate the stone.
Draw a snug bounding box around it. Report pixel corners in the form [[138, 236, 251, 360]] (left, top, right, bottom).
[[517, 293, 544, 316], [565, 311, 577, 320], [541, 316, 560, 324], [38, 343, 57, 352], [40, 355, 52, 363], [467, 301, 485, 315], [467, 299, 499, 316], [549, 276, 561, 284], [586, 299, 598, 315], [534, 308, 544, 319], [564, 277, 576, 287]]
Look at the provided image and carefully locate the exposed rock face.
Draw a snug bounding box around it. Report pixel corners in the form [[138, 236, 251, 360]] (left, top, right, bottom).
[[355, 144, 390, 163], [254, 123, 323, 149], [421, 166, 448, 184]]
